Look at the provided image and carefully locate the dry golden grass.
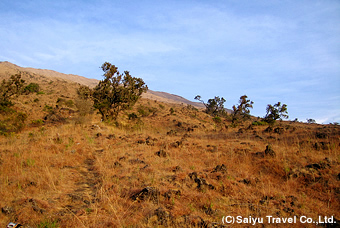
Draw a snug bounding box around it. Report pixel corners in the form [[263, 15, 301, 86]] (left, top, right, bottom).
[[0, 69, 339, 227], [1, 98, 339, 227]]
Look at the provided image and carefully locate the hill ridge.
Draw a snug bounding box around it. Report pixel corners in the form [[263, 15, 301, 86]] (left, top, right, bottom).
[[0, 61, 205, 108]]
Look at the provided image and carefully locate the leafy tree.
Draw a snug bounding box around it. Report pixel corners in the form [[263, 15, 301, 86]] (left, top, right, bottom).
[[231, 95, 254, 123], [264, 102, 288, 124], [195, 95, 226, 117], [0, 74, 25, 110], [306, 118, 316, 124], [92, 62, 148, 121]]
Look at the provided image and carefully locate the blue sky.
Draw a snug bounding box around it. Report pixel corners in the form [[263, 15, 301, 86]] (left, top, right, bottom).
[[1, 0, 339, 123]]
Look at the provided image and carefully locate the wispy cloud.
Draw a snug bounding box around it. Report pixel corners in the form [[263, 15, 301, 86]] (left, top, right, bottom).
[[1, 0, 339, 123]]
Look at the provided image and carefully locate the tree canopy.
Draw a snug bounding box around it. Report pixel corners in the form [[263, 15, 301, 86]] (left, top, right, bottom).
[[231, 95, 254, 123], [91, 62, 148, 121], [195, 95, 226, 117], [264, 102, 288, 124]]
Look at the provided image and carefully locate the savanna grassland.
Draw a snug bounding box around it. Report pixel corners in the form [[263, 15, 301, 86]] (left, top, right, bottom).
[[0, 64, 339, 227]]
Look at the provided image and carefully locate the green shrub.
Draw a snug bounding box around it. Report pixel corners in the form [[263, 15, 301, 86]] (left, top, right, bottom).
[[213, 116, 222, 124], [0, 112, 27, 135], [31, 119, 44, 127], [252, 121, 267, 126], [57, 98, 74, 107], [128, 112, 138, 120], [138, 105, 154, 117], [24, 83, 40, 94], [43, 105, 53, 112], [37, 220, 59, 228]]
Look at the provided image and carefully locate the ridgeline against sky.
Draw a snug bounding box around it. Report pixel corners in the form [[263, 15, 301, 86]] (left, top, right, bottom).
[[1, 0, 339, 123]]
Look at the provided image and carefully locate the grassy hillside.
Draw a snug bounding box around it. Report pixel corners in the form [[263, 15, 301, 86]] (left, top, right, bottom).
[[0, 69, 339, 227]]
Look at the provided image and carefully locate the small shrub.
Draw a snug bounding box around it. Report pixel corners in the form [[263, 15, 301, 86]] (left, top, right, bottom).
[[213, 116, 222, 124], [24, 83, 40, 94], [252, 121, 267, 126], [37, 220, 59, 228], [75, 98, 93, 117], [138, 106, 148, 116], [138, 105, 157, 117], [31, 119, 44, 127], [43, 105, 53, 112], [128, 112, 138, 120], [65, 99, 74, 107]]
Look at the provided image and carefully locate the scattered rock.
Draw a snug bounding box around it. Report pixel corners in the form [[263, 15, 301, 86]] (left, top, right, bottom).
[[91, 124, 101, 130], [187, 127, 194, 132], [238, 128, 245, 134], [155, 149, 167, 157], [170, 141, 182, 148], [316, 132, 328, 139], [211, 164, 227, 173], [106, 134, 115, 139], [305, 163, 322, 170], [274, 127, 284, 134], [148, 207, 172, 226], [172, 166, 182, 172], [167, 130, 177, 136], [113, 161, 122, 168], [255, 135, 263, 140], [305, 158, 331, 170], [129, 158, 145, 164], [137, 139, 146, 144], [146, 136, 157, 146], [239, 178, 251, 185], [118, 156, 126, 161], [313, 142, 330, 150], [1, 206, 14, 215], [163, 189, 181, 200], [131, 187, 160, 203], [28, 198, 46, 214], [207, 145, 218, 152], [264, 126, 273, 133], [95, 148, 104, 153], [264, 145, 276, 157], [189, 172, 215, 190]]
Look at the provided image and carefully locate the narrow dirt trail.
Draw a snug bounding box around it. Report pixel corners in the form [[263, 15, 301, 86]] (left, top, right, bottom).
[[58, 151, 103, 221]]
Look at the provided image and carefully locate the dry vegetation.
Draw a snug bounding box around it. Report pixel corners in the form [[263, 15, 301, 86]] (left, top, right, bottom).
[[0, 67, 339, 227]]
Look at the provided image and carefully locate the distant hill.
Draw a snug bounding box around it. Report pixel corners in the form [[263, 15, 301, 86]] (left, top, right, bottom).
[[0, 61, 206, 109], [0, 61, 98, 88]]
